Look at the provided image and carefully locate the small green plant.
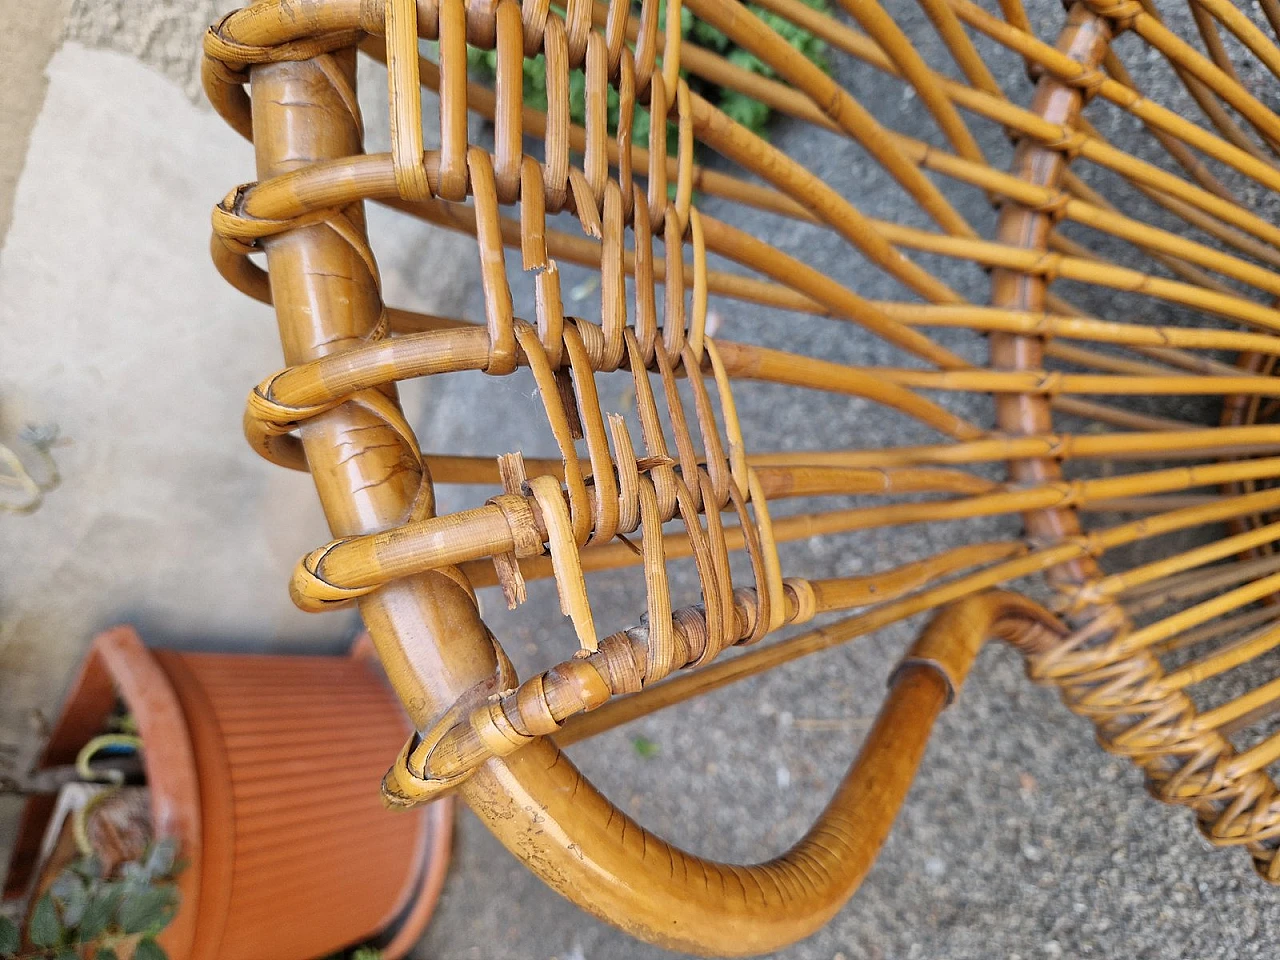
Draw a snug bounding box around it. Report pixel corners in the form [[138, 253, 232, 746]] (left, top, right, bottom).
[[683, 0, 831, 133], [322, 945, 382, 959], [466, 0, 831, 143], [0, 839, 181, 960], [631, 735, 661, 758]]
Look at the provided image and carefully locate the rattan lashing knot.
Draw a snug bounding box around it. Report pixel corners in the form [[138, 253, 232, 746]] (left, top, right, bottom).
[[292, 540, 377, 611], [1061, 67, 1109, 104], [211, 185, 289, 254], [783, 578, 818, 626], [1020, 599, 1125, 680], [1034, 371, 1066, 396], [1157, 748, 1248, 805], [203, 16, 364, 72], [382, 632, 522, 808], [1105, 696, 1202, 754], [1027, 191, 1071, 222], [243, 355, 425, 475], [1078, 0, 1143, 34], [1038, 127, 1089, 163], [212, 186, 381, 278], [1029, 251, 1066, 285], [246, 373, 345, 437]]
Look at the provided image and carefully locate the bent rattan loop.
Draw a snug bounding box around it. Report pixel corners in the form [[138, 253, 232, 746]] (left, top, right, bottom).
[[208, 0, 1280, 948]]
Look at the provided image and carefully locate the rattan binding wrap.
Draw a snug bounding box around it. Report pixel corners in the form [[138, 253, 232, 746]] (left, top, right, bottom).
[[207, 0, 1280, 951]]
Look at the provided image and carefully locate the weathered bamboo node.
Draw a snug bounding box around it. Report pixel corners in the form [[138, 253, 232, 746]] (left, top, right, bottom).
[[207, 0, 1280, 951]]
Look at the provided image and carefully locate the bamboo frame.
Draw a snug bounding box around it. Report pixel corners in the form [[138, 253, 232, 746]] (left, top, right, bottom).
[[203, 0, 1280, 950]]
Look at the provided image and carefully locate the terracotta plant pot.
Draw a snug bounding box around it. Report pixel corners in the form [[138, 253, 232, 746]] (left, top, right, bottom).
[[3, 626, 453, 960]]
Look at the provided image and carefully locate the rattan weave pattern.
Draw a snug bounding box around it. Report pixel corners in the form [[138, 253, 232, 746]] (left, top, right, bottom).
[[205, 0, 1280, 950]]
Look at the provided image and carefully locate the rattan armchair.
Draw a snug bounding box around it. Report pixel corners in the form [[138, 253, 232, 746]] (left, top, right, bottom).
[[205, 0, 1280, 952]]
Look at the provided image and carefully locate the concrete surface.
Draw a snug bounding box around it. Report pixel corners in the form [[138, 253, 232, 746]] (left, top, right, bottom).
[[4, 2, 1280, 959], [63, 0, 236, 101], [0, 0, 72, 241]]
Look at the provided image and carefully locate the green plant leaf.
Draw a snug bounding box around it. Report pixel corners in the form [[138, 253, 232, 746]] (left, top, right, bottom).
[[568, 69, 588, 126], [120, 861, 151, 888], [144, 839, 179, 881], [689, 18, 730, 52], [631, 106, 652, 147], [50, 871, 89, 928], [351, 948, 382, 960], [133, 937, 168, 960], [0, 915, 19, 954], [29, 894, 63, 948], [117, 885, 178, 936], [719, 90, 771, 135], [726, 46, 768, 77], [523, 54, 549, 114], [70, 856, 102, 882], [54, 950, 78, 960], [463, 0, 832, 153], [95, 948, 120, 960], [631, 735, 661, 759], [76, 886, 121, 942]]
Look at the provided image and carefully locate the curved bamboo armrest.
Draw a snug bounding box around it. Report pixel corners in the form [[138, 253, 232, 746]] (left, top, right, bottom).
[[445, 591, 1062, 956]]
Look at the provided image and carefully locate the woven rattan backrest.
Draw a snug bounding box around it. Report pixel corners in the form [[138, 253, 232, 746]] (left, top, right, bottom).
[[205, 0, 1280, 948]]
